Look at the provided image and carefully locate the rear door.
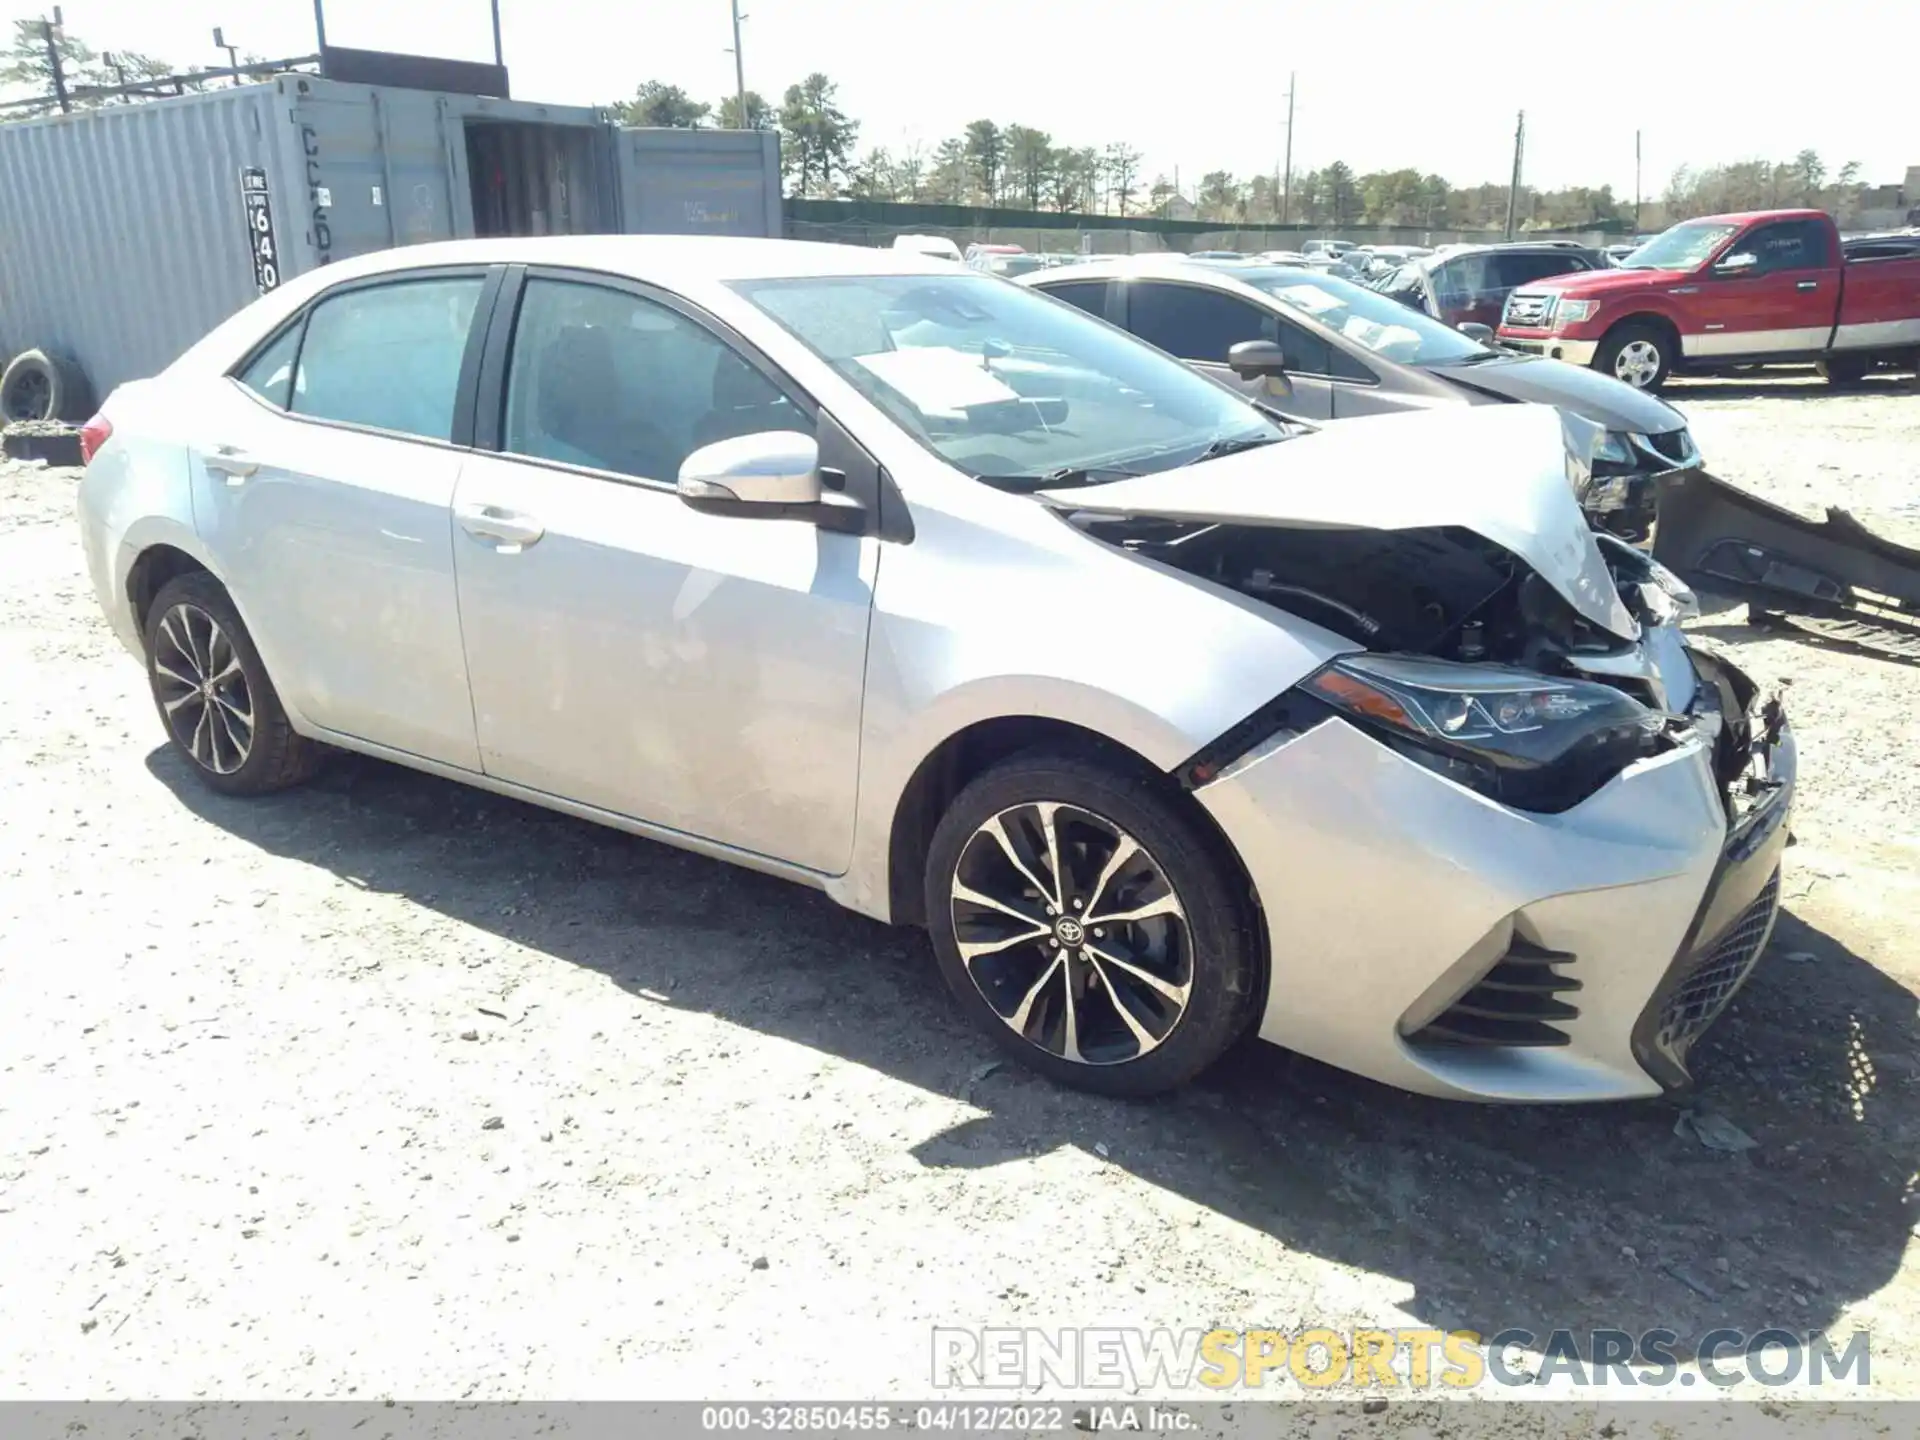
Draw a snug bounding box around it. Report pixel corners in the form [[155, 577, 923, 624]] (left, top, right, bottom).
[[1686, 219, 1837, 359], [190, 268, 496, 769], [1832, 250, 1920, 354], [1119, 279, 1333, 421], [447, 269, 876, 872]]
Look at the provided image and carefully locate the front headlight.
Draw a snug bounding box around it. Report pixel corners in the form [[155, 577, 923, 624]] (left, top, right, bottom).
[[1304, 654, 1667, 811], [1593, 431, 1634, 464], [1554, 298, 1599, 327]]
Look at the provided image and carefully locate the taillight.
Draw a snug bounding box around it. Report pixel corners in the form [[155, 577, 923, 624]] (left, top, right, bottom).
[[79, 412, 113, 465]]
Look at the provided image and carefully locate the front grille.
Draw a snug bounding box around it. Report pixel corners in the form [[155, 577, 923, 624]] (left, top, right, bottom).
[[1411, 939, 1580, 1048], [1656, 869, 1781, 1054], [1503, 291, 1555, 328], [1502, 339, 1546, 354]]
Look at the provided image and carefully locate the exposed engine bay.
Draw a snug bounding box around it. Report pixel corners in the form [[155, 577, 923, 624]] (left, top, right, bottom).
[[1078, 514, 1651, 677], [1074, 510, 1776, 820]]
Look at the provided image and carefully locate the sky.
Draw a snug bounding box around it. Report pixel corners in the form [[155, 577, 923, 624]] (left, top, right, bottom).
[[7, 0, 1915, 199]]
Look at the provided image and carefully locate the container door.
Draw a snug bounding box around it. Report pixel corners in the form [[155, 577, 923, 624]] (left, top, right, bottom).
[[614, 128, 781, 238]]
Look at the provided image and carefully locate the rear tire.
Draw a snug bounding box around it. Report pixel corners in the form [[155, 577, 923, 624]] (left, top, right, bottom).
[[924, 751, 1262, 1097], [1595, 323, 1673, 392], [0, 348, 92, 423], [143, 572, 321, 796], [1817, 354, 1870, 387]]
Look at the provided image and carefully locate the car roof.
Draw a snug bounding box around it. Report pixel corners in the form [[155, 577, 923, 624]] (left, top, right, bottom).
[[1680, 208, 1830, 226], [270, 235, 963, 288]]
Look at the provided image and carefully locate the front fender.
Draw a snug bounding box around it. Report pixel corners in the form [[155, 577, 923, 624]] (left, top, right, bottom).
[[829, 497, 1354, 921]]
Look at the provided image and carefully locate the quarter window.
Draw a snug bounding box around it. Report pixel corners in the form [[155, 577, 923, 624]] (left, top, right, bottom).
[[1038, 281, 1109, 318], [290, 277, 483, 441], [236, 322, 302, 408], [1125, 283, 1277, 364], [502, 278, 798, 483]]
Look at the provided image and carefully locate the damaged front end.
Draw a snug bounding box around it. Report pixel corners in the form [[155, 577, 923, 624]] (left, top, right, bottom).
[[1045, 406, 1794, 1093], [1069, 511, 1716, 813]]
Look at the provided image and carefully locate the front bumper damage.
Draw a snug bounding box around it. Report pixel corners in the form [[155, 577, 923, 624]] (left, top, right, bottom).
[[1193, 650, 1793, 1103], [1654, 468, 1920, 663]]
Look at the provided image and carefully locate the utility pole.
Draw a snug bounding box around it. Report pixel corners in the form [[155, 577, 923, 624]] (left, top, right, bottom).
[[728, 0, 748, 128], [41, 10, 70, 114], [212, 28, 240, 85], [1280, 72, 1296, 225], [490, 0, 504, 67], [1634, 128, 1642, 233], [1503, 109, 1525, 240]]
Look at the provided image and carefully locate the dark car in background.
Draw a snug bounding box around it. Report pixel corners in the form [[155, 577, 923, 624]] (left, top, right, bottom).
[[1022, 256, 1699, 537], [1376, 243, 1607, 330]]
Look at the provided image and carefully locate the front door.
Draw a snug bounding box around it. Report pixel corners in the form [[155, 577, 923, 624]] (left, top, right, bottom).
[[1121, 280, 1334, 421], [189, 271, 491, 770], [448, 273, 876, 873], [1687, 219, 1837, 359]]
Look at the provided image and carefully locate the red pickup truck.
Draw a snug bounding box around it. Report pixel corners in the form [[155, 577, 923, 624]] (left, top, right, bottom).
[[1495, 209, 1920, 391]]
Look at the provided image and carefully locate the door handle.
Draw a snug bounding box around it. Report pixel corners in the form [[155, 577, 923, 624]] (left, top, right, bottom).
[[1796, 280, 1819, 291], [204, 446, 258, 483], [455, 502, 545, 551]]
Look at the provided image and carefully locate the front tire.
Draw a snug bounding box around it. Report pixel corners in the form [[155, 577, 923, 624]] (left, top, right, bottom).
[[924, 751, 1261, 1097], [143, 572, 321, 795], [1596, 322, 1673, 392]]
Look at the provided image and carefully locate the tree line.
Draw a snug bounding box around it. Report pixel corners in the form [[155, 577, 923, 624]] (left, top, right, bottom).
[[5, 26, 1878, 234], [617, 74, 1879, 232]]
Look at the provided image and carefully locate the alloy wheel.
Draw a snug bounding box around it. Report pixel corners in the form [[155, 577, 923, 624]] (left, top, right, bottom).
[[1613, 340, 1662, 389], [949, 802, 1193, 1065], [152, 602, 255, 775]]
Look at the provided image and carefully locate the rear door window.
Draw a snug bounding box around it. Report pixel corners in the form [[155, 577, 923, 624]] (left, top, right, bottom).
[[291, 277, 484, 441], [1125, 282, 1277, 363]]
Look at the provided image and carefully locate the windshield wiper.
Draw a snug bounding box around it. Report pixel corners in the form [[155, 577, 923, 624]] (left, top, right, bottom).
[[976, 464, 1147, 493], [1191, 432, 1285, 463]]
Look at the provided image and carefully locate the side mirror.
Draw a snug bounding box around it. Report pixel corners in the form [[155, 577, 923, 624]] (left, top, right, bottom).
[[1227, 341, 1292, 400], [677, 430, 823, 514], [1713, 251, 1757, 276], [1456, 321, 1496, 343]]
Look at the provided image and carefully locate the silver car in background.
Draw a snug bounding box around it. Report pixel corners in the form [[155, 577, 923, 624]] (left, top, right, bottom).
[[77, 238, 1793, 1101]]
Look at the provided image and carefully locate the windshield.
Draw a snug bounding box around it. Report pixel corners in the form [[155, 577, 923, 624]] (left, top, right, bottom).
[[1236, 266, 1490, 365], [731, 274, 1283, 485], [1621, 222, 1739, 271]]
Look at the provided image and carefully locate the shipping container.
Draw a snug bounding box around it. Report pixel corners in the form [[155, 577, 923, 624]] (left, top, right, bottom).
[[0, 75, 782, 414]]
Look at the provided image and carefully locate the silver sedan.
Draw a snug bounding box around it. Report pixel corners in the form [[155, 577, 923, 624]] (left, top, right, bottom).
[[77, 237, 1793, 1100]]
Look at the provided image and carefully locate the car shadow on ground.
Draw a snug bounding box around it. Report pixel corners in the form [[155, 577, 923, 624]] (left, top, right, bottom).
[[149, 746, 1919, 1361]]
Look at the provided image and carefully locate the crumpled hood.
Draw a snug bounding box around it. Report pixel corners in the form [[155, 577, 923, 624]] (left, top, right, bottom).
[[1426, 353, 1686, 435], [1041, 405, 1638, 640]]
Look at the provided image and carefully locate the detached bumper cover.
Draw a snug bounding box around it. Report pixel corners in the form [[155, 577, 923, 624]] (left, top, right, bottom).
[[1195, 702, 1793, 1102]]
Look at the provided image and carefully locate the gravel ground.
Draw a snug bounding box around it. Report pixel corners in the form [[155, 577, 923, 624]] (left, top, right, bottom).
[[0, 377, 1915, 1412]]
